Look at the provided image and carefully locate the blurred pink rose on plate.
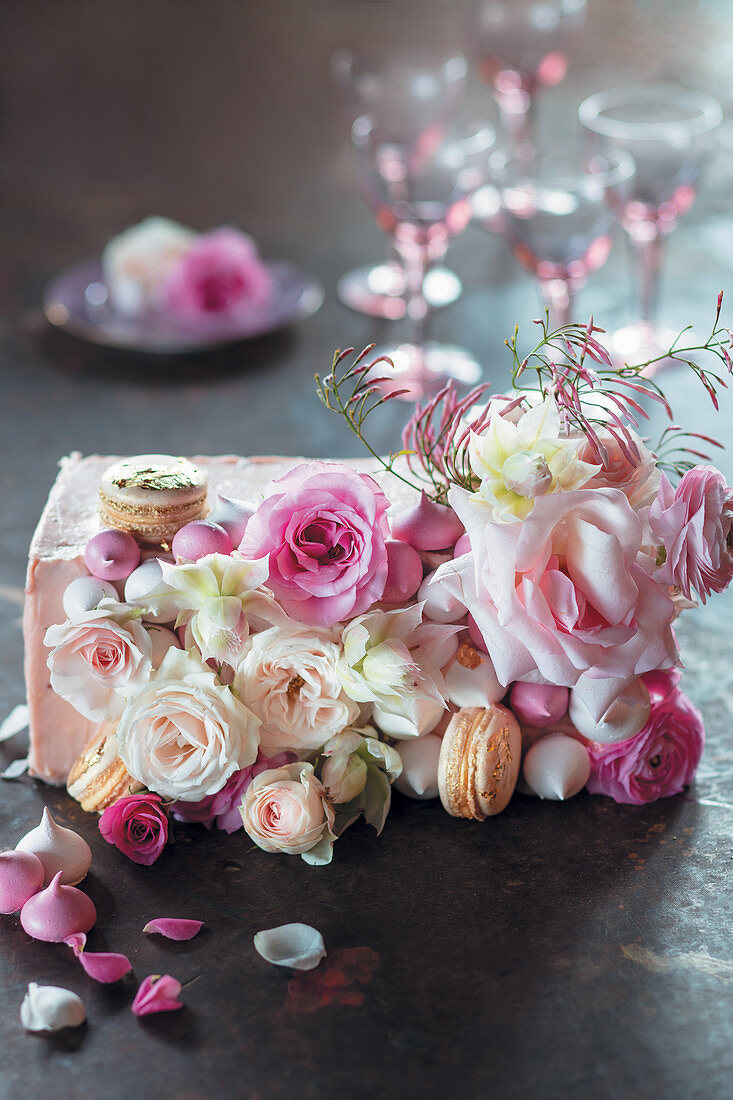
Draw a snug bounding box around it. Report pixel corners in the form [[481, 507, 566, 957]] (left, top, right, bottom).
[[163, 227, 273, 324]]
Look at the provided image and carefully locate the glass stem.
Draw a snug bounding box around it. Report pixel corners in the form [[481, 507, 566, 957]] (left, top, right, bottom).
[[632, 233, 664, 324], [398, 244, 433, 348], [496, 85, 536, 146], [538, 277, 573, 330]]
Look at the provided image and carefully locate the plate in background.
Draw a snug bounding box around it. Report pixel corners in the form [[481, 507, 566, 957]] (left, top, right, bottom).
[[43, 258, 325, 353]]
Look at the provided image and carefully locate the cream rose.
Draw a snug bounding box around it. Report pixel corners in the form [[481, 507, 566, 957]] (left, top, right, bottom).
[[235, 624, 359, 755], [45, 599, 152, 721], [240, 762, 336, 865], [116, 647, 259, 801]]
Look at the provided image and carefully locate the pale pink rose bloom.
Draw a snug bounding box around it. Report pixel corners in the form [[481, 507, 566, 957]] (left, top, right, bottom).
[[434, 486, 677, 695], [586, 675, 704, 804], [45, 601, 152, 721], [163, 228, 273, 324], [581, 428, 660, 509], [649, 466, 733, 603], [240, 762, 336, 865], [235, 624, 359, 755], [240, 461, 390, 627]]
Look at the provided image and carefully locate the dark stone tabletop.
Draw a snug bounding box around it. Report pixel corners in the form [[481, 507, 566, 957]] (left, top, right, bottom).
[[1, 2, 732, 1098]]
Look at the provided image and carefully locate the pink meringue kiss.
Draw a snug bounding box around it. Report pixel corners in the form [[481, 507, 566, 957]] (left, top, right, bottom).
[[172, 520, 233, 562], [15, 807, 92, 886], [20, 871, 96, 942], [382, 539, 423, 604], [0, 850, 44, 914], [84, 529, 141, 581], [510, 682, 570, 728], [389, 491, 464, 552]]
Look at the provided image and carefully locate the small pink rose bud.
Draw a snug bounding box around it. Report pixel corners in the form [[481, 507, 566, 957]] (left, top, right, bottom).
[[172, 520, 233, 562]]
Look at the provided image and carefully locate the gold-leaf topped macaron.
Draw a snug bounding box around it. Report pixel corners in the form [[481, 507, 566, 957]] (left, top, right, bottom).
[[98, 454, 207, 545], [67, 727, 144, 813], [438, 705, 521, 820]]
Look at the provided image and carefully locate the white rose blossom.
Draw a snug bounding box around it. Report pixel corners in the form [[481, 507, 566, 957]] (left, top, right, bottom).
[[116, 647, 260, 801], [240, 762, 336, 866], [102, 216, 196, 315], [44, 598, 152, 721], [235, 623, 359, 755], [320, 726, 402, 805], [338, 604, 459, 739]]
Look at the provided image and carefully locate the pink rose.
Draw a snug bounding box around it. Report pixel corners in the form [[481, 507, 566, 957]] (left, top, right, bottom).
[[240, 462, 390, 626], [163, 228, 272, 323], [586, 678, 704, 804], [99, 792, 169, 866], [436, 487, 677, 693], [650, 466, 733, 603], [582, 428, 659, 509], [171, 751, 293, 833], [240, 761, 336, 865], [45, 601, 152, 721]]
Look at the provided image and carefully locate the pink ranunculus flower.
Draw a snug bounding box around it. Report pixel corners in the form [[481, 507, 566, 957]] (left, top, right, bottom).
[[99, 792, 169, 866], [649, 466, 733, 604], [44, 600, 152, 722], [586, 679, 704, 804], [434, 486, 678, 704], [171, 751, 293, 833], [240, 761, 336, 865], [163, 228, 273, 324], [240, 461, 391, 626]]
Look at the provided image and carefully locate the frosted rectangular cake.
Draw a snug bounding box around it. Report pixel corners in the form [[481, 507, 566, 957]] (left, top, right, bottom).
[[24, 453, 409, 784]]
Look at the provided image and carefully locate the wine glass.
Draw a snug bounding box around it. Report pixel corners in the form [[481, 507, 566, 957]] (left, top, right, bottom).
[[579, 85, 722, 364], [481, 145, 635, 327], [473, 0, 586, 143], [351, 112, 496, 397], [331, 48, 468, 320]]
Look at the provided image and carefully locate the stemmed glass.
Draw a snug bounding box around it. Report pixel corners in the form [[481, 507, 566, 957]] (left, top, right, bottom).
[[579, 85, 722, 363], [331, 48, 468, 319], [482, 145, 635, 327], [351, 112, 495, 396], [473, 0, 587, 143]]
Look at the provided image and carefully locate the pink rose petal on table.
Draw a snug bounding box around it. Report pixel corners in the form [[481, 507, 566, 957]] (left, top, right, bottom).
[[131, 974, 183, 1016], [143, 918, 204, 941], [64, 932, 87, 956], [78, 951, 132, 983]]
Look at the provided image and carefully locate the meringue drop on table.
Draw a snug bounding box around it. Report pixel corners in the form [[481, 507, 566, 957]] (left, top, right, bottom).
[[21, 982, 86, 1033], [20, 871, 96, 942], [15, 807, 92, 886], [522, 733, 591, 801], [0, 850, 44, 914]]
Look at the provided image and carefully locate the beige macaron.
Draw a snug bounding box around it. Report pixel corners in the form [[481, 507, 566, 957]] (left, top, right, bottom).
[[98, 454, 207, 544], [438, 705, 521, 819], [67, 727, 144, 813]]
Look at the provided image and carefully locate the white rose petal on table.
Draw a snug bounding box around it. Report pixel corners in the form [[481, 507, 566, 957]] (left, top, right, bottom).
[[254, 923, 326, 971]]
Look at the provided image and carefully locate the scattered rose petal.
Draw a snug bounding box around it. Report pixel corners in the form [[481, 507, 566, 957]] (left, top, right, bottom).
[[1, 755, 29, 780], [64, 932, 87, 956], [131, 974, 183, 1016], [78, 951, 132, 984], [143, 918, 204, 941], [0, 704, 29, 742], [254, 923, 326, 971]]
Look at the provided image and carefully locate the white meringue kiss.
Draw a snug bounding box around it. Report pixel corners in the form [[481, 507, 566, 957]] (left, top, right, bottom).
[[443, 647, 504, 709], [15, 808, 92, 886], [393, 734, 442, 800], [418, 571, 467, 624], [253, 923, 326, 971], [21, 983, 86, 1032], [569, 677, 651, 744], [62, 577, 118, 619], [522, 733, 591, 800]]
